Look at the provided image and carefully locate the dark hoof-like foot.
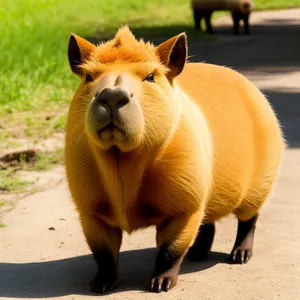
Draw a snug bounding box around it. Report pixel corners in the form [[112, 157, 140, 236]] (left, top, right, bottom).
[[230, 215, 258, 265], [150, 271, 178, 293], [89, 272, 117, 295], [230, 247, 252, 264]]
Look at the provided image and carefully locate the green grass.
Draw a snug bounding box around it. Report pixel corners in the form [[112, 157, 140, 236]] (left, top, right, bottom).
[[1, 0, 300, 115], [0, 0, 193, 114], [34, 148, 64, 171], [0, 223, 6, 228], [54, 115, 67, 130], [255, 0, 300, 10], [0, 169, 34, 191], [0, 149, 63, 191]]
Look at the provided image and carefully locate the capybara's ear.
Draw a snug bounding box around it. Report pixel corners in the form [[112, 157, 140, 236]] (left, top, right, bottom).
[[68, 33, 96, 76], [156, 33, 187, 80]]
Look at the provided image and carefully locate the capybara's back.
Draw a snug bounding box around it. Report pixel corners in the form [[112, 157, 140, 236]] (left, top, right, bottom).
[[65, 26, 284, 294], [192, 0, 253, 11]]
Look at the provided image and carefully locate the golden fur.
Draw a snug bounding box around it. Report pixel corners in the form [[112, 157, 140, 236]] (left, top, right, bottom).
[[65, 26, 284, 292]]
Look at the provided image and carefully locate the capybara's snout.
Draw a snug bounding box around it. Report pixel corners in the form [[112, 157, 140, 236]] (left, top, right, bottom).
[[85, 72, 145, 152], [90, 87, 131, 131], [241, 0, 253, 12]]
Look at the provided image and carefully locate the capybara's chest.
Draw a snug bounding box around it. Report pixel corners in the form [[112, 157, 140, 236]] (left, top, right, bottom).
[[94, 196, 167, 233], [94, 164, 205, 232]]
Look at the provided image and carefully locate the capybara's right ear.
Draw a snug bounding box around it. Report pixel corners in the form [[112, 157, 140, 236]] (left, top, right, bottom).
[[68, 33, 96, 76]]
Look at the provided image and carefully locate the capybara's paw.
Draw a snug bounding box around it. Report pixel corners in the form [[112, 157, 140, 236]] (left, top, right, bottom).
[[230, 247, 252, 264], [150, 272, 178, 293], [89, 272, 117, 295]]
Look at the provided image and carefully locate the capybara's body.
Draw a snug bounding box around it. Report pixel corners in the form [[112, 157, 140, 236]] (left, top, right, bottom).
[[65, 26, 284, 294], [192, 0, 253, 11], [191, 0, 253, 34], [177, 63, 283, 222]]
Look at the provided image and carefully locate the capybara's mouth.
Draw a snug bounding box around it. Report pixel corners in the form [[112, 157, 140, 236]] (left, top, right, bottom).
[[97, 123, 126, 142]]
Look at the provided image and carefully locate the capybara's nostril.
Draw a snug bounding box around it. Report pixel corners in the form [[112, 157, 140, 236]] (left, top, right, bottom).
[[118, 99, 129, 107]]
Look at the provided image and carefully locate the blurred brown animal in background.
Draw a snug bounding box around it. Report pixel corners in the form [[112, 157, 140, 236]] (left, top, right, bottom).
[[191, 0, 254, 34]]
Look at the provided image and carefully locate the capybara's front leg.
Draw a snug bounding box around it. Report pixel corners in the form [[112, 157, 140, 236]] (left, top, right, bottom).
[[150, 211, 201, 293], [232, 12, 241, 35], [80, 214, 122, 294], [193, 9, 203, 30]]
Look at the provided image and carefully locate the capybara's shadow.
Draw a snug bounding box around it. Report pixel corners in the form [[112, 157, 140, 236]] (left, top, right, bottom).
[[0, 248, 229, 298]]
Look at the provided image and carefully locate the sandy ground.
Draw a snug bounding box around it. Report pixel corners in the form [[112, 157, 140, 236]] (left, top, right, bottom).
[[1, 9, 300, 300]]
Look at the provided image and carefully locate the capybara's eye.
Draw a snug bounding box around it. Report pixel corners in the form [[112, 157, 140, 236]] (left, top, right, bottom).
[[85, 73, 93, 83], [144, 73, 155, 83]]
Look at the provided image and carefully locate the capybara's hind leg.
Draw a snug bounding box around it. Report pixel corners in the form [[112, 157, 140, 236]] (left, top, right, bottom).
[[230, 214, 258, 264], [186, 222, 215, 261], [80, 214, 122, 294], [150, 211, 201, 293], [204, 12, 214, 34], [242, 13, 250, 34]]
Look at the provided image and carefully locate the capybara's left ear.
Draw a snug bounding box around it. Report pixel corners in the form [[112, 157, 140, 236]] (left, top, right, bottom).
[[68, 33, 96, 76], [156, 33, 187, 81]]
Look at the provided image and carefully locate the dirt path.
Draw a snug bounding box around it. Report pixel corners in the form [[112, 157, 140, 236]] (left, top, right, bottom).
[[1, 9, 300, 300]]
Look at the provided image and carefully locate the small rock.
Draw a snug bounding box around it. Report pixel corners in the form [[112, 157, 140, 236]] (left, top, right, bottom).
[[48, 227, 55, 231]]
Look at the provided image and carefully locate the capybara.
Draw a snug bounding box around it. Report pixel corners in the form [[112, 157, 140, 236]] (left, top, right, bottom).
[[191, 0, 254, 34], [65, 26, 284, 294]]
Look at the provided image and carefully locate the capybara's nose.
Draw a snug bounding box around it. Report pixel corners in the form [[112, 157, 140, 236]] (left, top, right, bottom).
[[95, 88, 130, 112]]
